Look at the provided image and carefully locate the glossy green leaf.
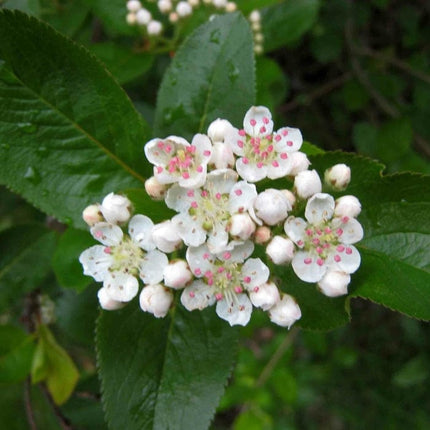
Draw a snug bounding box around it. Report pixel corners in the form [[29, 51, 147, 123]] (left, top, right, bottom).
[[0, 10, 150, 228], [0, 225, 56, 311], [262, 0, 320, 52], [154, 12, 255, 140], [0, 325, 35, 383], [97, 304, 238, 430], [31, 324, 79, 405]]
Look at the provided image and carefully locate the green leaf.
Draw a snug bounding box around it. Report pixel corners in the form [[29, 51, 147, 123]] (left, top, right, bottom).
[[309, 152, 430, 321], [31, 324, 79, 405], [154, 12, 255, 140], [262, 0, 320, 52], [52, 228, 95, 291], [376, 117, 413, 162], [97, 304, 239, 430], [0, 225, 56, 311], [0, 325, 35, 383], [0, 10, 150, 228]]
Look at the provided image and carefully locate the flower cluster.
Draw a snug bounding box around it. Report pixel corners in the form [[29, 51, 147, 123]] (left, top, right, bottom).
[[80, 106, 363, 328], [125, 1, 264, 54]]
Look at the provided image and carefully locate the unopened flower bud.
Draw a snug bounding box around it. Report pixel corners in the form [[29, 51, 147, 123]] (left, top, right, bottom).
[[136, 8, 151, 25], [250, 281, 280, 311], [266, 236, 295, 265], [126, 12, 137, 24], [207, 118, 234, 142], [188, 0, 200, 6], [254, 226, 271, 244], [97, 287, 126, 310], [176, 1, 192, 16], [254, 44, 263, 55], [294, 169, 322, 199], [152, 220, 182, 253], [249, 10, 260, 23], [158, 0, 172, 13], [127, 0, 142, 12], [229, 213, 256, 241], [318, 271, 350, 297], [139, 284, 173, 317], [251, 21, 261, 31], [210, 142, 235, 169], [334, 195, 361, 218], [169, 12, 179, 22], [100, 193, 131, 225], [288, 152, 310, 176], [281, 189, 296, 208], [269, 294, 301, 328], [163, 260, 192, 289], [145, 176, 168, 200], [254, 188, 291, 225], [324, 164, 351, 190], [213, 0, 227, 8], [225, 2, 237, 12], [82, 204, 103, 226], [147, 20, 163, 35]]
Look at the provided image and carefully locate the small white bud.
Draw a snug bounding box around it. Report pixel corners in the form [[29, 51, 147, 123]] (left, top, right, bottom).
[[324, 164, 351, 190], [254, 44, 263, 55], [318, 271, 350, 297], [212, 0, 227, 8], [210, 142, 235, 169], [139, 284, 173, 318], [229, 213, 256, 241], [254, 188, 291, 226], [145, 176, 168, 200], [266, 236, 295, 265], [188, 0, 200, 7], [127, 0, 142, 12], [254, 226, 272, 244], [250, 281, 280, 311], [157, 0, 172, 13], [97, 287, 126, 311], [163, 260, 193, 289], [136, 8, 151, 25], [207, 118, 234, 142], [100, 193, 131, 225], [147, 20, 163, 35], [288, 152, 311, 176], [82, 204, 103, 226], [126, 12, 137, 25], [281, 189, 296, 208], [269, 294, 301, 328], [225, 2, 237, 12], [254, 32, 264, 43], [176, 1, 192, 16], [334, 195, 362, 218], [152, 220, 182, 253], [251, 21, 261, 31], [169, 12, 179, 23], [249, 10, 261, 23], [294, 169, 322, 199]]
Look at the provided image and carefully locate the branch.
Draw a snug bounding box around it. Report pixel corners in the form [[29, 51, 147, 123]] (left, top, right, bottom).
[[24, 379, 38, 430], [41, 385, 74, 430]]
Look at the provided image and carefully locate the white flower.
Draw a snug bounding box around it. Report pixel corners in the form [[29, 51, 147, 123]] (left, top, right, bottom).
[[208, 118, 234, 142], [334, 195, 362, 218], [229, 213, 256, 241], [294, 170, 322, 199], [317, 271, 350, 297], [284, 193, 363, 284], [79, 215, 168, 302], [100, 192, 131, 225], [97, 287, 126, 310], [144, 176, 168, 201], [254, 226, 271, 244], [163, 260, 193, 289], [249, 10, 261, 23], [288, 152, 310, 176], [127, 0, 142, 12], [224, 106, 304, 182], [269, 294, 301, 328], [152, 220, 182, 253], [225, 2, 237, 12], [166, 169, 257, 252], [176, 1, 192, 16], [136, 8, 151, 25], [210, 141, 235, 169], [266, 236, 295, 265], [147, 20, 163, 35], [188, 0, 200, 7], [157, 0, 172, 13], [82, 204, 102, 226], [254, 188, 291, 225], [281, 189, 296, 208], [249, 281, 280, 311], [181, 242, 270, 326], [126, 13, 137, 25], [144, 134, 212, 188], [139, 284, 173, 317], [213, 0, 227, 8], [324, 164, 351, 190]]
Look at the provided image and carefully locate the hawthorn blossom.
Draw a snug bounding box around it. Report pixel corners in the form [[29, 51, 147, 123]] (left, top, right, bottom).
[[284, 193, 363, 289], [165, 169, 257, 252], [224, 106, 304, 182], [181, 242, 271, 326], [79, 215, 168, 303], [144, 134, 212, 188]]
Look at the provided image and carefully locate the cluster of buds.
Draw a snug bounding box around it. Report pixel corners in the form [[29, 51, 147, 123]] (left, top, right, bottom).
[[80, 106, 363, 328], [125, 1, 264, 54]]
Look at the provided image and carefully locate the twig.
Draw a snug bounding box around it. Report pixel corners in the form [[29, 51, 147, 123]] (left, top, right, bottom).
[[41, 385, 74, 430], [24, 379, 38, 430]]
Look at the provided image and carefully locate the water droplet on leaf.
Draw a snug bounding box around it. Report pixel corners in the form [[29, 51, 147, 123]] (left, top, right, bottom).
[[24, 166, 41, 184], [210, 29, 221, 44], [0, 143, 10, 150], [17, 122, 38, 134], [228, 63, 240, 83]]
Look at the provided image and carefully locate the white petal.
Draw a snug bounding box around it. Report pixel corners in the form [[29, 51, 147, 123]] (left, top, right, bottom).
[[326, 245, 361, 274], [269, 294, 301, 328], [165, 184, 193, 212], [90, 222, 123, 246], [228, 181, 257, 213], [103, 271, 139, 302], [173, 213, 206, 247], [284, 216, 306, 246], [97, 287, 126, 310], [140, 249, 169, 284], [305, 193, 335, 225], [225, 127, 245, 156], [243, 106, 273, 136], [186, 244, 216, 277], [192, 133, 212, 162], [206, 169, 238, 194], [178, 168, 207, 189], [317, 271, 350, 297], [332, 217, 364, 244], [181, 281, 215, 310], [79, 245, 113, 282], [241, 258, 270, 289], [207, 224, 229, 254], [128, 214, 156, 251], [139, 284, 173, 318], [273, 127, 303, 152], [144, 138, 172, 166], [249, 281, 280, 310], [236, 158, 267, 183], [266, 155, 292, 179], [216, 293, 252, 326], [292, 251, 327, 283], [226, 240, 254, 262]]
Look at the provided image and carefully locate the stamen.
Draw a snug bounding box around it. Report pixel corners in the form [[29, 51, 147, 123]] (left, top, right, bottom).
[[250, 119, 256, 126], [304, 257, 312, 264], [346, 247, 352, 255]]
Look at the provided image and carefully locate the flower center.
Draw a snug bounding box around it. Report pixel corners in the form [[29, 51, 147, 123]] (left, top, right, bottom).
[[203, 260, 243, 300], [107, 237, 144, 275]]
